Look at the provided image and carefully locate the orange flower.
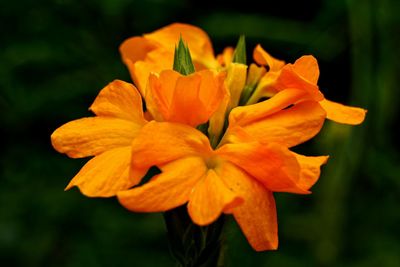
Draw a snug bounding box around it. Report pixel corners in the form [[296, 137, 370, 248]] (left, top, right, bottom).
[[117, 124, 328, 251], [248, 45, 367, 125], [51, 80, 148, 197], [52, 74, 328, 250], [52, 23, 367, 254], [51, 69, 227, 196], [120, 23, 220, 94], [117, 91, 329, 251]]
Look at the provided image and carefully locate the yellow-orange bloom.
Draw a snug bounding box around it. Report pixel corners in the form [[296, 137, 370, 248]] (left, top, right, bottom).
[[249, 45, 367, 125], [52, 23, 367, 254], [51, 70, 227, 196]]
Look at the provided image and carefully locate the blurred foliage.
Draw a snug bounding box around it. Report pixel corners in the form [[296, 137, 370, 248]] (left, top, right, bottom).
[[1, 0, 400, 266]]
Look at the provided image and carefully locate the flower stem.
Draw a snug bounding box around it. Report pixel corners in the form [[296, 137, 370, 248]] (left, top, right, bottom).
[[163, 206, 225, 267]]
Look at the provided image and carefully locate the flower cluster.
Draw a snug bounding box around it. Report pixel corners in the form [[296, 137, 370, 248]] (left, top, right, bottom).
[[51, 23, 366, 251]]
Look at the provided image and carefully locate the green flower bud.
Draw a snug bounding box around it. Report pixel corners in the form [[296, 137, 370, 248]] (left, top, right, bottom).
[[232, 35, 247, 65], [173, 36, 196, 75]]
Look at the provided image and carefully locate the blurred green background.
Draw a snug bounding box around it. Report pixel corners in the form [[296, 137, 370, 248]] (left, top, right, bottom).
[[1, 0, 399, 266]]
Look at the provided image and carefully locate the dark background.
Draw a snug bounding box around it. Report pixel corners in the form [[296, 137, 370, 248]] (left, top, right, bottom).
[[1, 0, 399, 266]]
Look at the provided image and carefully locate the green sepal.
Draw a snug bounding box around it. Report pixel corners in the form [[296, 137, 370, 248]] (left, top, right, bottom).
[[232, 35, 247, 65], [173, 36, 196, 75]]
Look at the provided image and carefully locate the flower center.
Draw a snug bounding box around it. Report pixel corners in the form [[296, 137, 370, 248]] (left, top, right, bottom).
[[205, 156, 221, 170]]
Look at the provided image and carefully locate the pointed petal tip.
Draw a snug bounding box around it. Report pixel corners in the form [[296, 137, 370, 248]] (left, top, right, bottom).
[[64, 182, 73, 191]]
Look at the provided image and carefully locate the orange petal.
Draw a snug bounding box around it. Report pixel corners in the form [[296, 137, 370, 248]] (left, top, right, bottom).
[[250, 71, 281, 101], [188, 169, 243, 226], [292, 55, 320, 84], [119, 37, 164, 95], [123, 60, 149, 96], [229, 89, 306, 127], [253, 44, 285, 72], [274, 59, 324, 101], [90, 80, 147, 124], [65, 146, 145, 197], [194, 70, 227, 122], [167, 72, 204, 126], [144, 23, 218, 69], [119, 36, 159, 64], [217, 142, 308, 194], [144, 48, 174, 69], [147, 70, 180, 122], [129, 49, 173, 96], [217, 162, 278, 251], [237, 100, 326, 147], [120, 34, 173, 95], [178, 70, 226, 126], [220, 125, 254, 145], [118, 157, 206, 212], [51, 117, 141, 158], [131, 121, 212, 169], [320, 99, 367, 125], [293, 152, 329, 191], [148, 69, 226, 127]]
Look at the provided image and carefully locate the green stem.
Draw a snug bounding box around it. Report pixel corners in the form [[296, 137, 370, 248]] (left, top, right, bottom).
[[163, 206, 226, 267]]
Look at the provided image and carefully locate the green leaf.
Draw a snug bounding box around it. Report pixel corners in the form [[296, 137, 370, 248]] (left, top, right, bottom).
[[232, 35, 247, 65], [173, 36, 196, 75]]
